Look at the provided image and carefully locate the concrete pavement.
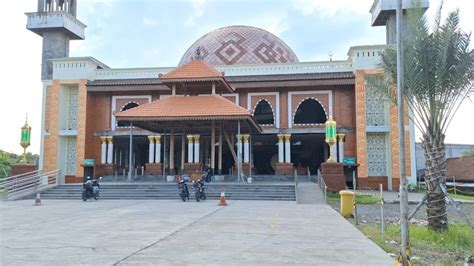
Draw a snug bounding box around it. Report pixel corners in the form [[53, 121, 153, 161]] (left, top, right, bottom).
[[0, 199, 391, 265]]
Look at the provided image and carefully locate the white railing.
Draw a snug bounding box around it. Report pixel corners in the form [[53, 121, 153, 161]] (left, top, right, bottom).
[[91, 61, 353, 81], [1, 170, 60, 201]]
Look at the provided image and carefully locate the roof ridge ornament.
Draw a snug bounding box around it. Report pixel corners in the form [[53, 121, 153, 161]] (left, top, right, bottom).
[[194, 47, 203, 60]]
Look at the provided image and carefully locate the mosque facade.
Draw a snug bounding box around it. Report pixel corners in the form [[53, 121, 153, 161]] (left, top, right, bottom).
[[27, 0, 426, 190]]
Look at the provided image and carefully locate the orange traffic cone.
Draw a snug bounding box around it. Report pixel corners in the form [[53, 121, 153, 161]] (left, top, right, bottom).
[[34, 192, 42, 206], [218, 187, 228, 206]]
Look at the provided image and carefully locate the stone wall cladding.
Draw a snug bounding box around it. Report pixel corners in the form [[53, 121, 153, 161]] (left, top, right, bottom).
[[355, 71, 368, 179]]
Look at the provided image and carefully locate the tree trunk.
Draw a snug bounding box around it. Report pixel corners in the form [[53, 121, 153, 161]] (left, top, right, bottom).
[[422, 133, 448, 231]]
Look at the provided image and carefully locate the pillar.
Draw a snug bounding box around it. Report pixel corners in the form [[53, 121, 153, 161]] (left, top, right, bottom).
[[181, 133, 185, 171], [211, 82, 216, 94], [106, 136, 114, 164], [100, 136, 107, 164], [211, 123, 215, 171], [236, 135, 243, 163], [218, 125, 223, 174], [154, 135, 161, 163], [187, 135, 194, 163], [277, 134, 284, 163], [337, 133, 346, 163], [148, 136, 155, 163], [242, 134, 250, 163], [284, 134, 291, 163], [169, 129, 175, 173], [194, 135, 200, 163]]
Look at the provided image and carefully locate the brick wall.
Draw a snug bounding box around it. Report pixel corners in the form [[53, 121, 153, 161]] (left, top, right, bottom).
[[446, 156, 474, 181]]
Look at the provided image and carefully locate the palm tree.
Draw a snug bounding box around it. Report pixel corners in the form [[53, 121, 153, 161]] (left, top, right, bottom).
[[371, 6, 473, 231]]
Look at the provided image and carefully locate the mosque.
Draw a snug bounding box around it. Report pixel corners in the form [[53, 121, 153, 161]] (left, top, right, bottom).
[[27, 0, 427, 190]]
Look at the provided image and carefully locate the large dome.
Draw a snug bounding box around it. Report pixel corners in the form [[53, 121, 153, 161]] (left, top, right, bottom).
[[179, 25, 299, 66]]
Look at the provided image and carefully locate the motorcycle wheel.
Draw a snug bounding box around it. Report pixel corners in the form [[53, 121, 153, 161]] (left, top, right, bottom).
[[201, 193, 206, 200], [195, 192, 200, 202], [94, 191, 99, 200], [82, 191, 87, 201]]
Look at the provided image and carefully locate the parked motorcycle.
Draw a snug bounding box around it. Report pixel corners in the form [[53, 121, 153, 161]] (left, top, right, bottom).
[[82, 176, 102, 201], [177, 179, 190, 202], [193, 178, 206, 202]]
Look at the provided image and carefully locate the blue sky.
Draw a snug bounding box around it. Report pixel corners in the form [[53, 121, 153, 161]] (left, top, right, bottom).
[[71, 0, 385, 67], [0, 0, 473, 154]]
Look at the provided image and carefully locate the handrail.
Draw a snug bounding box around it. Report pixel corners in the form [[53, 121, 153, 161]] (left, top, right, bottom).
[[317, 169, 328, 203], [1, 169, 60, 201]]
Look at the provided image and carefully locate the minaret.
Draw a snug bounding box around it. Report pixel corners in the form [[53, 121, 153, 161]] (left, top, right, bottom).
[[26, 0, 86, 80], [370, 0, 429, 44]]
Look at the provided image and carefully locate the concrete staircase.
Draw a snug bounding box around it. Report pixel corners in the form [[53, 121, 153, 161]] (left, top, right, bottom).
[[38, 183, 296, 201]]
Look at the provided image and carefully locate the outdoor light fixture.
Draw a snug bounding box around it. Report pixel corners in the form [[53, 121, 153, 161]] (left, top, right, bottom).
[[325, 115, 336, 162], [20, 114, 31, 163]]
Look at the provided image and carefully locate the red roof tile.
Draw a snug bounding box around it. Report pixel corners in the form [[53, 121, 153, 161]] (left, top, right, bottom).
[[159, 60, 223, 80], [115, 95, 250, 119]]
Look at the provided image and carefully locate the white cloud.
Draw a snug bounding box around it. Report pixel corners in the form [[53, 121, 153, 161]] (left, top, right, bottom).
[[294, 0, 373, 17], [185, 0, 207, 26], [143, 17, 158, 27]]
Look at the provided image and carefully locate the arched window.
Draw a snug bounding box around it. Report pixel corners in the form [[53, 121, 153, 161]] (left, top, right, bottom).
[[117, 102, 139, 127], [294, 98, 327, 124], [254, 100, 274, 125]]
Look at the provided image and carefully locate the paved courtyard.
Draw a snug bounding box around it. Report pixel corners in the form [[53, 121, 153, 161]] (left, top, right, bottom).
[[0, 199, 391, 265]]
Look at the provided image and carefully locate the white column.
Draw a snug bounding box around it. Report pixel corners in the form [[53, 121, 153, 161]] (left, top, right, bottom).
[[100, 136, 107, 164], [106, 136, 114, 164], [243, 134, 249, 163], [187, 135, 194, 163], [194, 135, 200, 163], [211, 124, 215, 170], [169, 129, 175, 172], [155, 135, 161, 163], [236, 135, 243, 163], [218, 125, 223, 173], [148, 136, 155, 163], [337, 134, 345, 163], [277, 134, 284, 163], [181, 134, 185, 171], [284, 134, 291, 163]]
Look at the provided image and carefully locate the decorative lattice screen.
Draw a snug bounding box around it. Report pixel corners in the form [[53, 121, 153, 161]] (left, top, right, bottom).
[[65, 137, 77, 175], [67, 87, 78, 130], [365, 80, 388, 126], [367, 133, 388, 176]]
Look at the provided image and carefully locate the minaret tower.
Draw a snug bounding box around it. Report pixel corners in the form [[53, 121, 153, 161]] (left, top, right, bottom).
[[370, 0, 428, 44], [26, 0, 86, 80]]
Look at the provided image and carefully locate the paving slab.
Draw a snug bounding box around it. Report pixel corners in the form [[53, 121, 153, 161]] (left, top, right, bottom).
[[0, 199, 391, 265]]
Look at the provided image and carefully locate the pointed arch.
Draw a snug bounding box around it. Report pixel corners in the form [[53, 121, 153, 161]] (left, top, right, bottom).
[[253, 99, 275, 125], [293, 98, 328, 125], [117, 101, 139, 127]]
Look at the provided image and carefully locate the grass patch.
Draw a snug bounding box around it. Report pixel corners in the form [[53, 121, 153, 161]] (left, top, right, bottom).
[[449, 192, 474, 201], [326, 192, 379, 205], [358, 223, 474, 263]]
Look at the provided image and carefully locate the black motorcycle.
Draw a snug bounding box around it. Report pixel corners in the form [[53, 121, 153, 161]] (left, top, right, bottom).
[[193, 179, 206, 202], [82, 176, 101, 201], [177, 180, 190, 202]]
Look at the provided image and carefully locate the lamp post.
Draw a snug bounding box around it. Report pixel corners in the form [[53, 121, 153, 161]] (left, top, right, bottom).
[[20, 114, 31, 163], [325, 116, 336, 163]]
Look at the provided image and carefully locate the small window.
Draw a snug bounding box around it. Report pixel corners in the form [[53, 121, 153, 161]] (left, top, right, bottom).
[[254, 100, 274, 125], [294, 98, 327, 124], [117, 102, 139, 127]]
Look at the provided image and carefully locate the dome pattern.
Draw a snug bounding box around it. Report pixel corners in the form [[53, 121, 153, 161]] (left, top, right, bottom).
[[179, 26, 299, 66]]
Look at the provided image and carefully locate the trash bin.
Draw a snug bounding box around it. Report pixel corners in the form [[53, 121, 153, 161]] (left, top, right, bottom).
[[339, 190, 355, 217]]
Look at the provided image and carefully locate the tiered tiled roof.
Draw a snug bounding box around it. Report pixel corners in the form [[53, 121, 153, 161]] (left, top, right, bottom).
[[115, 95, 260, 131], [159, 60, 223, 80]]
